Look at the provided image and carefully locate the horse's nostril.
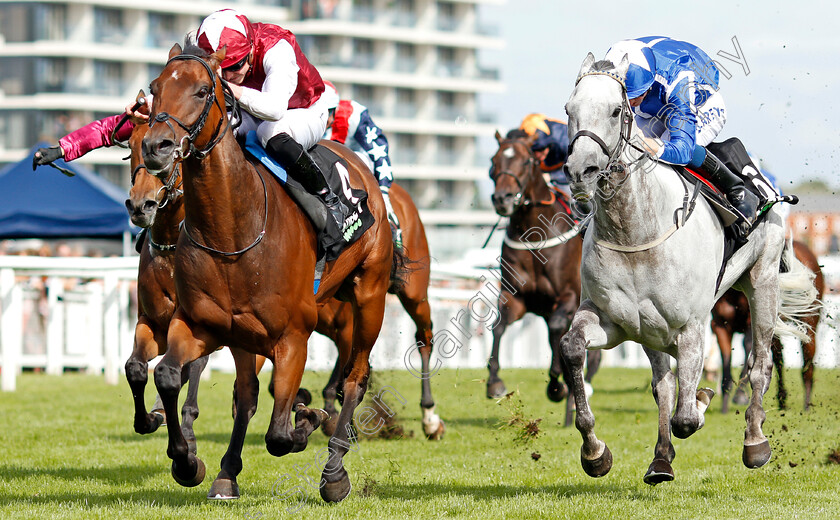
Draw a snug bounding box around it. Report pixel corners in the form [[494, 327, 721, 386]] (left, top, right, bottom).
[[157, 139, 175, 154], [584, 166, 600, 177], [142, 200, 157, 213], [124, 199, 133, 212]]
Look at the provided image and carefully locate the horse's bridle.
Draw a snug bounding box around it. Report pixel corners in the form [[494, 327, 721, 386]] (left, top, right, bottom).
[[491, 141, 555, 210], [148, 54, 235, 161], [148, 52, 267, 257], [567, 70, 649, 181]]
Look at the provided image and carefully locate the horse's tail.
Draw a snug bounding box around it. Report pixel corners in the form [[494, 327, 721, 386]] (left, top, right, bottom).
[[388, 240, 414, 295], [775, 237, 822, 342]]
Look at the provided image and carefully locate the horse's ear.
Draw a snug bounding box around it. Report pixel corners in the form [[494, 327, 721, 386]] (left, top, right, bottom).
[[578, 52, 595, 77], [168, 43, 182, 60], [211, 45, 227, 68], [135, 89, 146, 103], [495, 130, 503, 143], [615, 53, 630, 80], [526, 132, 539, 148]]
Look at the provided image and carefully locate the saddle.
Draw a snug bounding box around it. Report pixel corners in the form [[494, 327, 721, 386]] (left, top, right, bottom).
[[243, 131, 374, 265]]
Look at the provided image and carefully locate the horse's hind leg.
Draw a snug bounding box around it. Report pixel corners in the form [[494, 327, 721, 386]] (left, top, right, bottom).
[[771, 337, 787, 410], [125, 317, 165, 434], [742, 279, 777, 469], [208, 349, 258, 499], [487, 293, 525, 399], [643, 347, 677, 485], [712, 321, 735, 413], [732, 330, 752, 405], [560, 301, 621, 478], [180, 355, 209, 455], [322, 318, 353, 437], [321, 276, 388, 503], [399, 292, 444, 440], [671, 320, 715, 439], [800, 317, 818, 411]]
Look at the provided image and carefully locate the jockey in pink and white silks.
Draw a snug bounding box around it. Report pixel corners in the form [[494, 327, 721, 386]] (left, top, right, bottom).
[[320, 82, 403, 248], [196, 9, 349, 229], [605, 36, 759, 231]]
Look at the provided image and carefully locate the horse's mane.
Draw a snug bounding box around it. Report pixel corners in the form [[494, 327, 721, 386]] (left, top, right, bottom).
[[181, 40, 210, 59], [505, 129, 528, 140]]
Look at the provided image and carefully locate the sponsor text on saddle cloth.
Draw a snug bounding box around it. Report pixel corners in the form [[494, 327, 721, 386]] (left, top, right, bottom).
[[244, 131, 375, 265]]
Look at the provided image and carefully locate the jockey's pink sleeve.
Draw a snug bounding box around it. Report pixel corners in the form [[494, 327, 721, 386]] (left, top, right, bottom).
[[58, 114, 134, 161]]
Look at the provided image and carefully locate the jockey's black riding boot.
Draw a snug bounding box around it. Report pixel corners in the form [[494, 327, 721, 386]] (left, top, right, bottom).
[[700, 151, 758, 229], [265, 133, 349, 231]]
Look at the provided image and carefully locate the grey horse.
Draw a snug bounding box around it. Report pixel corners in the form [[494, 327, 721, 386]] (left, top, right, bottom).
[[560, 52, 817, 485]]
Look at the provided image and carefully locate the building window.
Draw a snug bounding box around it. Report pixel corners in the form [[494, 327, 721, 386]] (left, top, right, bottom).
[[436, 46, 461, 77], [147, 13, 180, 49], [0, 4, 33, 43], [437, 2, 458, 32], [391, 133, 417, 165], [94, 7, 126, 45], [393, 0, 416, 26], [35, 3, 67, 41], [352, 0, 375, 23], [0, 111, 30, 149], [436, 91, 460, 121], [437, 136, 456, 166], [394, 88, 416, 118], [394, 43, 416, 73], [352, 39, 376, 69], [35, 58, 67, 93], [0, 57, 30, 95], [298, 35, 333, 66], [93, 61, 124, 96]]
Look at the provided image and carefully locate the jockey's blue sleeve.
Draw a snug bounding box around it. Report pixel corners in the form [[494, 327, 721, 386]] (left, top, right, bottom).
[[352, 109, 393, 190], [657, 76, 698, 165]]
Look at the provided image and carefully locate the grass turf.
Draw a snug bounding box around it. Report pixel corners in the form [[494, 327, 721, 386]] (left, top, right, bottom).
[[0, 366, 838, 519]]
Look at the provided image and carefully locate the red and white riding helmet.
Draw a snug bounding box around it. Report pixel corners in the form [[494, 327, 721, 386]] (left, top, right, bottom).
[[197, 9, 254, 69]]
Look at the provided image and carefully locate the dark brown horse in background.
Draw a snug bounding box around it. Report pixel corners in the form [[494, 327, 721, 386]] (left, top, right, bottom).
[[711, 239, 824, 412], [122, 120, 213, 453], [256, 183, 444, 440], [141, 43, 396, 503], [488, 130, 599, 427]]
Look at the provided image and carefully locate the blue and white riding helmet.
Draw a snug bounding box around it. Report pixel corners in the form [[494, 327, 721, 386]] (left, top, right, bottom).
[[605, 40, 656, 99]]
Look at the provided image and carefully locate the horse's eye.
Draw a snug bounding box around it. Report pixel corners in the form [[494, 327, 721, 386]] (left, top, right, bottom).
[[611, 107, 621, 118], [196, 86, 210, 98]]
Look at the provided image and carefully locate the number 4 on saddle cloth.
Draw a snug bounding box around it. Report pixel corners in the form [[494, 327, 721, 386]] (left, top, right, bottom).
[[244, 131, 375, 266]]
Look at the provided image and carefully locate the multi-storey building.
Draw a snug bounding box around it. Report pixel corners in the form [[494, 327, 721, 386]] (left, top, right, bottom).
[[0, 0, 503, 257]]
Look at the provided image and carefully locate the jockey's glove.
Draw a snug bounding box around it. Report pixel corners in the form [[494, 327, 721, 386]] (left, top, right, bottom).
[[32, 146, 64, 170]]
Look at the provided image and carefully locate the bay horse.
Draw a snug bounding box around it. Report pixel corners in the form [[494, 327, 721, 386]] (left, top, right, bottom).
[[123, 120, 210, 453], [141, 43, 395, 503], [711, 239, 824, 412], [488, 130, 599, 427], [254, 183, 444, 440], [561, 53, 817, 484]]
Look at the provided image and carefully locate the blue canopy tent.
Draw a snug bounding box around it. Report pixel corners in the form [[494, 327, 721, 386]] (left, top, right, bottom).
[[0, 143, 136, 250]]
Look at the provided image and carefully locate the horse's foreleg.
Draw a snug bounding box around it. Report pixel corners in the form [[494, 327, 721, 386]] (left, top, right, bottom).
[[155, 311, 216, 488], [561, 301, 620, 478], [643, 347, 677, 485], [400, 293, 444, 440], [712, 322, 734, 413], [208, 349, 258, 500], [671, 320, 714, 439], [125, 317, 165, 434], [265, 331, 321, 457], [743, 280, 776, 469], [180, 355, 209, 455], [487, 292, 525, 399]]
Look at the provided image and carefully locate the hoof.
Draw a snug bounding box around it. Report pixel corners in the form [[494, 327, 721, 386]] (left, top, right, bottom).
[[743, 440, 771, 468], [546, 378, 568, 403], [208, 477, 240, 500], [643, 458, 674, 485], [172, 456, 206, 488], [486, 380, 508, 399], [135, 411, 164, 435], [581, 444, 612, 478], [320, 470, 351, 503], [295, 388, 313, 407], [696, 387, 715, 413], [321, 412, 340, 437], [152, 409, 166, 426], [424, 419, 445, 441]]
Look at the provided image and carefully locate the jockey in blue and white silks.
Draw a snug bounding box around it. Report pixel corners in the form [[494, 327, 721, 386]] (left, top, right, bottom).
[[321, 81, 402, 248], [519, 113, 571, 194], [605, 36, 759, 232]]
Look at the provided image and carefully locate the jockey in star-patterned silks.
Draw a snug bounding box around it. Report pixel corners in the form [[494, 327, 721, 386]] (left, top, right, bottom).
[[320, 81, 402, 248]]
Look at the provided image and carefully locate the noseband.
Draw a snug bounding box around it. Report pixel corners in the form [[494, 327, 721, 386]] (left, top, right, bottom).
[[491, 143, 553, 209]]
